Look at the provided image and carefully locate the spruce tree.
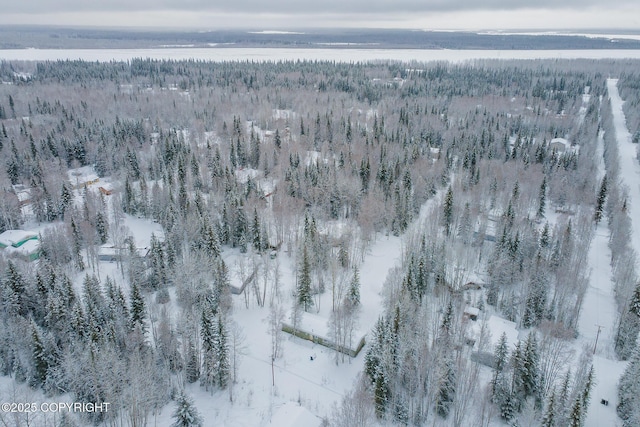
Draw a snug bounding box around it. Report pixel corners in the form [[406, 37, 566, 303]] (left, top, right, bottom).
[[568, 395, 583, 427], [541, 391, 557, 427], [202, 219, 220, 259], [3, 261, 25, 316], [594, 174, 607, 224], [201, 308, 215, 390], [30, 321, 49, 387], [297, 246, 313, 312], [581, 365, 594, 415], [522, 332, 541, 405], [537, 176, 547, 218], [214, 314, 230, 389], [95, 211, 109, 244], [617, 349, 640, 425], [171, 391, 203, 427], [185, 337, 200, 383], [252, 208, 262, 252], [129, 282, 146, 333], [443, 186, 453, 236], [347, 266, 360, 307], [630, 283, 640, 318], [491, 332, 509, 397], [435, 356, 456, 418]]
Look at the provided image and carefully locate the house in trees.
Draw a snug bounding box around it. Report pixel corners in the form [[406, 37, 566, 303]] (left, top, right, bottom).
[[0, 229, 38, 249], [67, 166, 100, 189], [98, 183, 115, 196], [548, 137, 579, 154], [98, 244, 150, 262], [12, 184, 32, 207], [0, 229, 40, 261]]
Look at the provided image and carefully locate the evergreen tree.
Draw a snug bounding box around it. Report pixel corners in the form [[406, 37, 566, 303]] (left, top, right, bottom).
[[568, 395, 583, 427], [491, 332, 509, 396], [297, 246, 313, 312], [541, 391, 557, 427], [617, 349, 640, 426], [252, 208, 262, 252], [30, 321, 49, 387], [581, 365, 594, 415], [213, 258, 232, 315], [3, 261, 25, 316], [443, 186, 454, 236], [185, 337, 200, 384], [213, 314, 230, 389], [537, 176, 547, 218], [129, 282, 146, 333], [630, 282, 640, 318], [594, 175, 607, 224], [148, 233, 167, 291], [510, 341, 526, 412], [435, 356, 456, 418], [347, 266, 361, 307], [202, 219, 220, 259], [458, 202, 472, 243], [95, 211, 109, 244], [171, 391, 203, 427], [59, 183, 72, 219], [274, 128, 281, 149], [201, 307, 216, 391], [235, 206, 248, 253], [522, 332, 542, 405]]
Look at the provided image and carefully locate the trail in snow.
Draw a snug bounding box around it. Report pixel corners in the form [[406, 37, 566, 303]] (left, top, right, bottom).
[[607, 78, 640, 263], [578, 128, 623, 427], [578, 79, 639, 427]]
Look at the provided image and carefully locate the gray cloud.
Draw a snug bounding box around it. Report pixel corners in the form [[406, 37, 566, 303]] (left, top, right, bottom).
[[3, 0, 635, 15]]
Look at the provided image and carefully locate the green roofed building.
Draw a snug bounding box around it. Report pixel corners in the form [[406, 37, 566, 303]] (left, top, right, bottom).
[[0, 230, 38, 248], [0, 230, 40, 262]]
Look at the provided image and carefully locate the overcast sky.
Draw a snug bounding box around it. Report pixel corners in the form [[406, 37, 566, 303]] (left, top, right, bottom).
[[0, 0, 639, 31]]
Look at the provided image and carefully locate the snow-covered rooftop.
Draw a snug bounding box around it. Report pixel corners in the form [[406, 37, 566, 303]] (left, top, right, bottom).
[[0, 230, 38, 248]]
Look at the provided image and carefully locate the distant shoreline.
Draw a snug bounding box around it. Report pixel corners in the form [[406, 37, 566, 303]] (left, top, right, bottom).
[[3, 47, 640, 63]]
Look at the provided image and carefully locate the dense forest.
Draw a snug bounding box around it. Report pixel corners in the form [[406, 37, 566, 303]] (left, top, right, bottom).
[[0, 58, 639, 426]]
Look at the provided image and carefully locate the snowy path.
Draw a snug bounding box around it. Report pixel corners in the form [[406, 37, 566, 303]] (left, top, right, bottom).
[[577, 80, 638, 427], [607, 78, 640, 261]]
